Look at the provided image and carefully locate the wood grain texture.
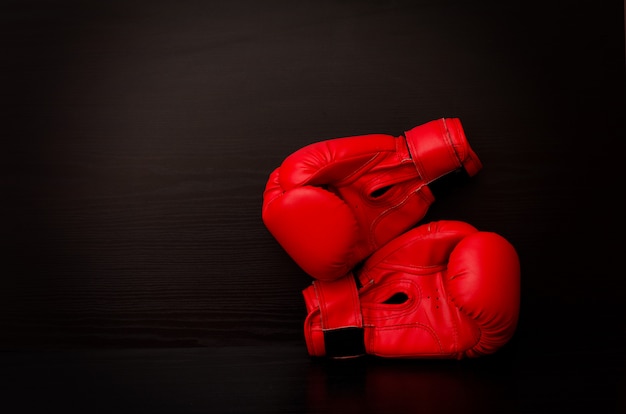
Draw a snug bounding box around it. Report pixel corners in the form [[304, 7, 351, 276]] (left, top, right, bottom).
[[1, 0, 624, 358], [1, 1, 624, 413]]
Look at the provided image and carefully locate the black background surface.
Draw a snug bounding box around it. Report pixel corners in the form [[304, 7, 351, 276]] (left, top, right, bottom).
[[2, 0, 625, 413]]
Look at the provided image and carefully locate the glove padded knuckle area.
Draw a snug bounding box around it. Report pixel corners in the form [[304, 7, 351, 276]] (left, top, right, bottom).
[[447, 232, 521, 356], [263, 186, 359, 281]]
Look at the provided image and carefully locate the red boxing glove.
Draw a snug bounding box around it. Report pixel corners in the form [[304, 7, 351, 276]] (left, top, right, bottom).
[[262, 118, 482, 281], [302, 220, 520, 359]]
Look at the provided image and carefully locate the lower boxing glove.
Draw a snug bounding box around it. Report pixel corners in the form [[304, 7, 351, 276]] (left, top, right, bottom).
[[302, 220, 520, 359], [262, 118, 482, 281]]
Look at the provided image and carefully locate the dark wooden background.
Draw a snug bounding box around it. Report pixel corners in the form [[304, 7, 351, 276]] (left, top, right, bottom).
[[2, 0, 624, 412]]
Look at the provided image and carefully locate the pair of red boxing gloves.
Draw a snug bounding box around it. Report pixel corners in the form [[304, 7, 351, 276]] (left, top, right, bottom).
[[262, 118, 520, 359]]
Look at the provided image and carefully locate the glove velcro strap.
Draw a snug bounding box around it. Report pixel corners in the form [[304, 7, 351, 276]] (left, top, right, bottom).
[[323, 327, 365, 358], [313, 275, 365, 358]]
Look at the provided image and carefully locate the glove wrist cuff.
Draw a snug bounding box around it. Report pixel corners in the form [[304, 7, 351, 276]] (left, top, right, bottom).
[[405, 117, 482, 183], [303, 275, 365, 358]]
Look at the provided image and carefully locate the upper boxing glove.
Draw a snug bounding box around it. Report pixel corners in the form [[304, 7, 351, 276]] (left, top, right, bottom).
[[262, 118, 482, 281], [302, 220, 520, 359]]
